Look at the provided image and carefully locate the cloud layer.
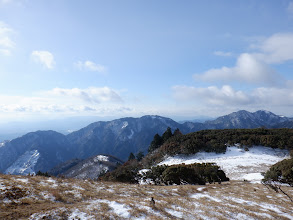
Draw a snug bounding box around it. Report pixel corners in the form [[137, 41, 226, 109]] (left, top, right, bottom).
[[173, 32, 293, 116], [172, 83, 293, 107], [0, 86, 127, 122], [48, 87, 122, 104]]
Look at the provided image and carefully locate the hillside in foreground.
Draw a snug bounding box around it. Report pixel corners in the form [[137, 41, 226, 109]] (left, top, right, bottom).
[[1, 174, 293, 219]]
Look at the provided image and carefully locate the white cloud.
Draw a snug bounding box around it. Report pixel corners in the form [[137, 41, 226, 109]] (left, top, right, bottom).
[[172, 83, 293, 109], [194, 53, 279, 86], [48, 87, 123, 103], [75, 60, 107, 73], [252, 33, 293, 64], [213, 51, 232, 57], [196, 33, 293, 86], [0, 21, 15, 56], [31, 50, 55, 69], [172, 85, 251, 105]]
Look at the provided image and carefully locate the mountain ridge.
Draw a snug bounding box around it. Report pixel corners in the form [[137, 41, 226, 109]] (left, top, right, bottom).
[[1, 110, 292, 175]]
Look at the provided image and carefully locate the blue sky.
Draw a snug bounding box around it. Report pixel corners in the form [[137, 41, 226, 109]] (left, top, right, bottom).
[[1, 0, 293, 122]]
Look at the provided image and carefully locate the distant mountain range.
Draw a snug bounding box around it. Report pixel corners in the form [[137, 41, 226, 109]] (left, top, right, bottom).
[[0, 110, 292, 175]]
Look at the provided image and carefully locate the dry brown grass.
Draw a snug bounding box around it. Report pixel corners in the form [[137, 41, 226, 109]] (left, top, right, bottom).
[[0, 174, 293, 219]]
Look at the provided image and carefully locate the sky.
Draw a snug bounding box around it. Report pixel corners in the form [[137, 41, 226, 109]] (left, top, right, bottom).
[[1, 0, 293, 123]]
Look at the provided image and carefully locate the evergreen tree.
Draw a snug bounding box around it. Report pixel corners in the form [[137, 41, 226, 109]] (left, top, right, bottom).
[[136, 151, 144, 161], [162, 127, 173, 142], [173, 128, 182, 136], [148, 133, 163, 153], [128, 152, 135, 161]]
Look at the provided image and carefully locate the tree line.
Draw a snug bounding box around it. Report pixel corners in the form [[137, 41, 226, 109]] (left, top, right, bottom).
[[101, 127, 293, 185]]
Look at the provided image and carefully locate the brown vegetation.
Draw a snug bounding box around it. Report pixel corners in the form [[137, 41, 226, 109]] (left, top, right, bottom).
[[0, 173, 292, 219]]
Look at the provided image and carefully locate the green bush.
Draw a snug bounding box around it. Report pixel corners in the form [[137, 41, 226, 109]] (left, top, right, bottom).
[[145, 163, 229, 185], [101, 160, 142, 183], [262, 158, 293, 186]]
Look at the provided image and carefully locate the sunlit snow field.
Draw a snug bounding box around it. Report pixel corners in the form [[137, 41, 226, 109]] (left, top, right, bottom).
[[159, 146, 290, 182]]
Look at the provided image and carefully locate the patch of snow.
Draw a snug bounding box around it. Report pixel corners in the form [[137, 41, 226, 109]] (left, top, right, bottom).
[[46, 178, 58, 188], [165, 209, 183, 218], [29, 208, 68, 220], [4, 150, 40, 175], [230, 213, 251, 220], [40, 192, 55, 201], [258, 203, 293, 219], [137, 169, 154, 185], [228, 197, 257, 206], [134, 204, 164, 218], [243, 173, 264, 183], [68, 209, 94, 220], [190, 193, 222, 202], [122, 121, 128, 129], [107, 200, 131, 218], [0, 183, 6, 190], [197, 187, 206, 192], [0, 140, 9, 148], [94, 155, 109, 162], [138, 169, 150, 175], [82, 161, 94, 168], [16, 178, 29, 183], [128, 129, 134, 139], [65, 190, 82, 199], [3, 198, 12, 204], [89, 199, 131, 218], [159, 146, 289, 182], [73, 185, 84, 191], [46, 178, 56, 183]]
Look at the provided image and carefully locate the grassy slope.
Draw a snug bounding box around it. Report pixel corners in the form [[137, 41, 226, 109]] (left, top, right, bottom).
[[1, 174, 293, 219]]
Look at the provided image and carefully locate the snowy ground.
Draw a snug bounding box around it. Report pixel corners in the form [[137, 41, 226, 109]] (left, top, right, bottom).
[[159, 146, 290, 182], [1, 174, 293, 219], [0, 146, 292, 219]]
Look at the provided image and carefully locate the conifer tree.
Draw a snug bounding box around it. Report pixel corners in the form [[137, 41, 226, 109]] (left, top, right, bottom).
[[148, 133, 163, 153], [136, 151, 144, 161], [162, 127, 172, 142], [128, 152, 135, 161], [173, 128, 182, 136]]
